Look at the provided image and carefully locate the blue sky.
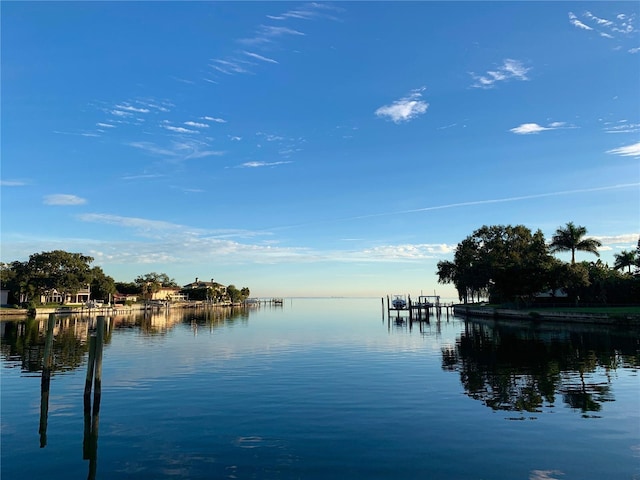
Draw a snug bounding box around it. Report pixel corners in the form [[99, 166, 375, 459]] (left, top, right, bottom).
[[2, 1, 639, 298]]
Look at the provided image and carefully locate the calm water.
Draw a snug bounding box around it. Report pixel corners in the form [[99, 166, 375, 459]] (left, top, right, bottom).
[[1, 298, 639, 480]]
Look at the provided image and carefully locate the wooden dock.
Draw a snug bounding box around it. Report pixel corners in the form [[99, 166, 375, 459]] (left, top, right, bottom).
[[244, 297, 284, 306], [383, 294, 454, 322]]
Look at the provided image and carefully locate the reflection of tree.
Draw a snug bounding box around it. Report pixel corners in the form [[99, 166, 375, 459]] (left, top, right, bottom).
[[445, 319, 638, 414], [53, 325, 86, 372], [0, 307, 254, 374], [182, 305, 250, 329], [0, 316, 113, 374]]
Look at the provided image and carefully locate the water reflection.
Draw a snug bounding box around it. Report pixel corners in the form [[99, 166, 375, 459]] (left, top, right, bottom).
[[0, 306, 254, 373], [1, 306, 254, 479], [443, 317, 639, 416], [39, 315, 55, 447], [83, 316, 105, 480]]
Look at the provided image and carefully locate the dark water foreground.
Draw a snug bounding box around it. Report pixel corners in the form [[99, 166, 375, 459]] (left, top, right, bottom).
[[1, 298, 638, 479]]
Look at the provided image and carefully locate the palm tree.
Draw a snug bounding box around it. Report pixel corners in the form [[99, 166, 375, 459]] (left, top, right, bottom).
[[613, 250, 636, 274], [549, 222, 602, 264]]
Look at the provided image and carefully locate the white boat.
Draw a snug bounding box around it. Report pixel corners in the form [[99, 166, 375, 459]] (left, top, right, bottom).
[[391, 295, 407, 309]]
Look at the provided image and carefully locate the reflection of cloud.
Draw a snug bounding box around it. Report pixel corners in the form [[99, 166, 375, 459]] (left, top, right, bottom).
[[606, 142, 640, 157], [375, 87, 429, 123], [470, 59, 530, 88], [44, 194, 87, 206], [529, 470, 565, 480]]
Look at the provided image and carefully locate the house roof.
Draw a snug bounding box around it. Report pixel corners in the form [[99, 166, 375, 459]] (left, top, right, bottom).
[[183, 278, 224, 289]]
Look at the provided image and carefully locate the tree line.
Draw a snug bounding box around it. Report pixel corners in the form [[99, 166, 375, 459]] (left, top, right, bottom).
[[437, 222, 639, 305], [0, 250, 250, 307]]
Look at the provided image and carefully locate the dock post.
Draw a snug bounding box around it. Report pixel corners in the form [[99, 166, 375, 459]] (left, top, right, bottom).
[[39, 314, 55, 448]]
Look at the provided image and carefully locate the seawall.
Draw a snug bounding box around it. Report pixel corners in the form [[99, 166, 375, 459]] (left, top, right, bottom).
[[453, 305, 640, 326]]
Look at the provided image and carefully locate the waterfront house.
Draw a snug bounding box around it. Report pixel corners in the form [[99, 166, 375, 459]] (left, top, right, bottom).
[[40, 286, 91, 305], [182, 277, 227, 295], [151, 287, 188, 302], [113, 293, 139, 304]]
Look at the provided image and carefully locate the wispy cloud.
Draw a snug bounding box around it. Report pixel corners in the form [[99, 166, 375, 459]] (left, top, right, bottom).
[[592, 233, 639, 247], [339, 183, 640, 222], [267, 3, 342, 21], [203, 4, 340, 84], [185, 121, 209, 128], [163, 125, 198, 134], [89, 97, 174, 136], [209, 58, 252, 75], [603, 121, 640, 133], [129, 142, 177, 157], [569, 12, 593, 30], [44, 194, 87, 206], [606, 142, 640, 157], [77, 213, 189, 235], [470, 59, 530, 89], [201, 116, 227, 123], [77, 213, 269, 243], [0, 180, 27, 186], [121, 174, 165, 181], [240, 160, 292, 168], [115, 103, 150, 113], [357, 243, 455, 261], [569, 10, 637, 46], [375, 87, 429, 124], [72, 213, 450, 266], [54, 130, 102, 137], [243, 51, 279, 64], [239, 25, 306, 45], [128, 140, 224, 160], [510, 123, 550, 134], [510, 121, 573, 134]]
